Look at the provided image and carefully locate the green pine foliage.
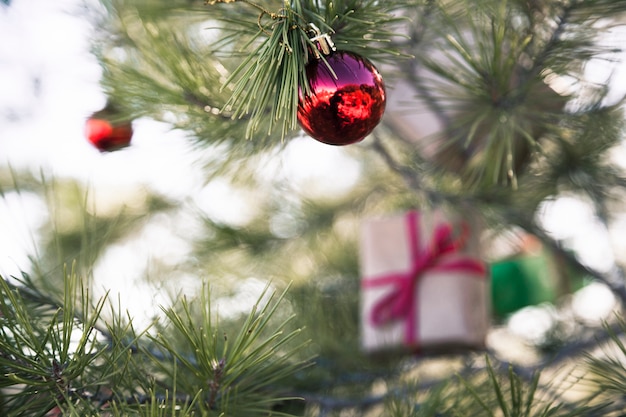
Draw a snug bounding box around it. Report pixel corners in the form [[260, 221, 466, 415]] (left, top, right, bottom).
[[0, 271, 309, 416], [3, 0, 626, 415]]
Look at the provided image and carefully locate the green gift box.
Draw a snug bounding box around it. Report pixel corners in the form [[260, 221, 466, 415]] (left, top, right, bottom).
[[490, 253, 558, 319], [490, 245, 589, 320]]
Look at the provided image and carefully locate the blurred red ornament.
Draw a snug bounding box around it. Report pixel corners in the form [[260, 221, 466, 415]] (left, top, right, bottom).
[[297, 51, 386, 146], [85, 114, 133, 152]]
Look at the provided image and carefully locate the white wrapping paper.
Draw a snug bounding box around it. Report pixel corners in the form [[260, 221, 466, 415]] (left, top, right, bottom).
[[360, 210, 489, 353]]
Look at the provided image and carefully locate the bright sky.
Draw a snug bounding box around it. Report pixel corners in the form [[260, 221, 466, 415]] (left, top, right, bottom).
[[0, 0, 625, 331]]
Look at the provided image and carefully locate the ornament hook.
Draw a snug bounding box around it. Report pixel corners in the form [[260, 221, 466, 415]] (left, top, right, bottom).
[[306, 23, 336, 59]]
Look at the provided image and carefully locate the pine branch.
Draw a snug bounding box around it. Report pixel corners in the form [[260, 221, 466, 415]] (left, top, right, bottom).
[[1, 270, 309, 416], [397, 0, 626, 189], [206, 0, 411, 140], [206, 0, 327, 140], [0, 269, 115, 416], [140, 282, 311, 416]]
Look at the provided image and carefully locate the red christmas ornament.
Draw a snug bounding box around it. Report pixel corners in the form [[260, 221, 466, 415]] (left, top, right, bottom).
[[297, 51, 386, 145], [85, 114, 133, 152]]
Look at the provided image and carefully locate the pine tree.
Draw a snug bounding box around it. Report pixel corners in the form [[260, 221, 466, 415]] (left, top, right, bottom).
[[2, 0, 626, 415]]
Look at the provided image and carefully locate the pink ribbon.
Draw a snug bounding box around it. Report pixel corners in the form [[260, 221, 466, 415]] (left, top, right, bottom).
[[363, 211, 486, 346]]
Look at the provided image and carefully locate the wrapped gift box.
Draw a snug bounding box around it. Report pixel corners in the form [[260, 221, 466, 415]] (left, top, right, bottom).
[[360, 210, 489, 353], [490, 237, 586, 319], [490, 255, 556, 319]]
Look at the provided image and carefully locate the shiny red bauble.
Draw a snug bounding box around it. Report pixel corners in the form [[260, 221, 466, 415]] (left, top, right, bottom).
[[85, 117, 133, 152], [297, 51, 386, 146]]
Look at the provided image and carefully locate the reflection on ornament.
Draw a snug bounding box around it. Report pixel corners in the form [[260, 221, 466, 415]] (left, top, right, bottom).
[[297, 51, 386, 145], [85, 116, 133, 152]]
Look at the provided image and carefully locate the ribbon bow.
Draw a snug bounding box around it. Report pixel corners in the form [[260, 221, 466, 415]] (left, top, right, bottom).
[[363, 211, 486, 346]]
